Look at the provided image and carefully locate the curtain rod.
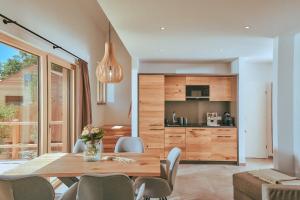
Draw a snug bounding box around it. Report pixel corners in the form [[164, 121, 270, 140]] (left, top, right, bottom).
[[0, 13, 86, 62]]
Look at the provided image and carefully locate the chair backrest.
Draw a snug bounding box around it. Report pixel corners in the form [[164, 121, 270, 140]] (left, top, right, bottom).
[[114, 137, 144, 153], [0, 175, 54, 200], [77, 174, 135, 200], [73, 139, 103, 153], [166, 147, 181, 190]]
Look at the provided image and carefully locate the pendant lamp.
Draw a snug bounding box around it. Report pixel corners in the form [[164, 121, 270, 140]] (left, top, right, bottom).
[[96, 22, 123, 83]]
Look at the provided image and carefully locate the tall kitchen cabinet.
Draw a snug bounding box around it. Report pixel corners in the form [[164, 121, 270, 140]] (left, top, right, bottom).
[[138, 75, 165, 159]]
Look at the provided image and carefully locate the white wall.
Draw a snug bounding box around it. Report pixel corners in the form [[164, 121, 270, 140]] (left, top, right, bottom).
[[240, 60, 272, 158], [231, 58, 273, 163], [293, 34, 300, 177], [102, 29, 131, 125], [273, 33, 300, 176], [0, 0, 131, 126], [139, 61, 231, 74]]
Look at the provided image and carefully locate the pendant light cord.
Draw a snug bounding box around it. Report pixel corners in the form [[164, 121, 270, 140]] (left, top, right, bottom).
[[108, 21, 111, 43]]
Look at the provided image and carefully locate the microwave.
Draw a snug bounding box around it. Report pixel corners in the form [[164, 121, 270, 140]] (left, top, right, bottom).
[[186, 85, 209, 100]]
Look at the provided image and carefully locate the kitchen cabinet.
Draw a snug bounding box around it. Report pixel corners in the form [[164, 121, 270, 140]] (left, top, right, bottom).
[[186, 127, 237, 161], [164, 127, 186, 159], [186, 128, 212, 160], [186, 76, 211, 85], [139, 75, 165, 159], [165, 76, 186, 101], [210, 77, 235, 101], [211, 128, 237, 161]]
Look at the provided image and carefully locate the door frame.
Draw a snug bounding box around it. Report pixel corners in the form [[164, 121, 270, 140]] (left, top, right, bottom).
[[47, 54, 75, 153]]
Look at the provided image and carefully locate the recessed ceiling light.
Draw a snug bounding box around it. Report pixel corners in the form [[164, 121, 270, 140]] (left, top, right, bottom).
[[160, 27, 166, 30], [244, 26, 250, 29]]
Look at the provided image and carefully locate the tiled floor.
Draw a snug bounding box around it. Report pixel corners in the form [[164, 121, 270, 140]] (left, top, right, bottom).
[[1, 158, 273, 200]]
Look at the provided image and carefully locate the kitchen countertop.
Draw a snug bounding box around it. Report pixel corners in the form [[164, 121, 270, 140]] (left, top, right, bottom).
[[165, 123, 236, 128]]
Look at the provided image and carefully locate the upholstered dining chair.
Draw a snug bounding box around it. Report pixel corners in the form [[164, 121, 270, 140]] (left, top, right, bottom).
[[73, 139, 104, 153], [133, 147, 181, 200], [0, 175, 55, 200], [60, 174, 145, 200], [114, 137, 144, 153]]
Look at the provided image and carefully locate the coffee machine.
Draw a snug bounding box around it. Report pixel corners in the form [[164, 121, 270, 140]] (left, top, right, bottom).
[[206, 112, 221, 126]]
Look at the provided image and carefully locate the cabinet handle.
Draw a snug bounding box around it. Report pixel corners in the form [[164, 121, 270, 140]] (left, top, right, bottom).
[[217, 129, 231, 131], [150, 124, 163, 127], [169, 135, 182, 138], [191, 129, 206, 131], [217, 135, 232, 138], [149, 128, 164, 131]]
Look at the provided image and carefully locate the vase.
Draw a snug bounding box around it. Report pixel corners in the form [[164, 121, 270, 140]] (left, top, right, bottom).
[[83, 141, 102, 162]]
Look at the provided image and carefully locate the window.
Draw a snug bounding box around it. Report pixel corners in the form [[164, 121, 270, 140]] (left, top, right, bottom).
[[0, 42, 39, 159]]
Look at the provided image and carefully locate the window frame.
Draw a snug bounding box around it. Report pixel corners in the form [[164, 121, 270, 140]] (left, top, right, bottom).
[[0, 32, 76, 156]]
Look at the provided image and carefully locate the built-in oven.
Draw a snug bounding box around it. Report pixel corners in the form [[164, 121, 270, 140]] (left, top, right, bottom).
[[186, 85, 209, 100]]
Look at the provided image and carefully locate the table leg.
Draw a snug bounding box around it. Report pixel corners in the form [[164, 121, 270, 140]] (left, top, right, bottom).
[[58, 177, 79, 187]]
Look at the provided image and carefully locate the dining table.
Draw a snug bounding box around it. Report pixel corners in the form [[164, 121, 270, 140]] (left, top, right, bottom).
[[3, 152, 161, 187]]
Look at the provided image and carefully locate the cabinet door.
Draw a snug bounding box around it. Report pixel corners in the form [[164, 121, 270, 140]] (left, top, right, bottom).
[[165, 76, 186, 101], [210, 77, 234, 101], [186, 128, 212, 160], [211, 128, 237, 161], [139, 75, 165, 159], [186, 76, 210, 85], [164, 128, 186, 159]]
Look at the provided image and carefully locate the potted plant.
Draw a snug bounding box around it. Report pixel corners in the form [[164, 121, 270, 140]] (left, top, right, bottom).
[[80, 125, 104, 162]]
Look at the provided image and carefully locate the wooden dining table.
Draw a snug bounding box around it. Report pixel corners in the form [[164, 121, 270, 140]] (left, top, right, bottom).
[[3, 153, 161, 179]]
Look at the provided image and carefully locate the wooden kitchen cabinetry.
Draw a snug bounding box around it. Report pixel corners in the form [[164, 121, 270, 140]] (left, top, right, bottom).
[[210, 77, 236, 101], [165, 76, 186, 101], [186, 127, 237, 161], [186, 76, 210, 85], [211, 128, 237, 161], [139, 75, 165, 159], [164, 127, 186, 159], [186, 128, 212, 160]]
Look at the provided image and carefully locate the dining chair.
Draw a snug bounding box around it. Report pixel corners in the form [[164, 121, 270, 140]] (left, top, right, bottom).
[[73, 139, 104, 153], [133, 147, 181, 200], [114, 137, 144, 153], [60, 174, 145, 200], [0, 175, 55, 200]]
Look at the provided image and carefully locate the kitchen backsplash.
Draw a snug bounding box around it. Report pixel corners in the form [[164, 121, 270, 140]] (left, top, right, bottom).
[[165, 101, 232, 124]]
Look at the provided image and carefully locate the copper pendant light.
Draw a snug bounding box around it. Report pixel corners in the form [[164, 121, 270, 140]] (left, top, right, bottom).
[[96, 22, 123, 83]]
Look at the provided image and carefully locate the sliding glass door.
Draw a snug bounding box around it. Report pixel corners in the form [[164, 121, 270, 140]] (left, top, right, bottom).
[[47, 56, 74, 153], [0, 33, 75, 163], [0, 42, 39, 160]]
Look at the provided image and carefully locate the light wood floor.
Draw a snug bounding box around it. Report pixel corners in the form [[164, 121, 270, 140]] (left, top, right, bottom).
[[55, 158, 273, 200]]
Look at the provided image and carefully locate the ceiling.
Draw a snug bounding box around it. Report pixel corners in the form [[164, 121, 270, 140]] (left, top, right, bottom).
[[97, 0, 300, 62]]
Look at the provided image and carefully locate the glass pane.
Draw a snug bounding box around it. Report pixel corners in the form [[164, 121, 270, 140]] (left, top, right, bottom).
[[0, 42, 39, 160], [49, 63, 69, 153]]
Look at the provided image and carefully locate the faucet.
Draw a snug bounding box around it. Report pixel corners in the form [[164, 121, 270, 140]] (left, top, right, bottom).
[[172, 112, 177, 124]]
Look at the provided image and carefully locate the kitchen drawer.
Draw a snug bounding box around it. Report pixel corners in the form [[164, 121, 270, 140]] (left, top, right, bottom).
[[213, 128, 237, 135], [165, 133, 186, 159], [165, 127, 186, 134]]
